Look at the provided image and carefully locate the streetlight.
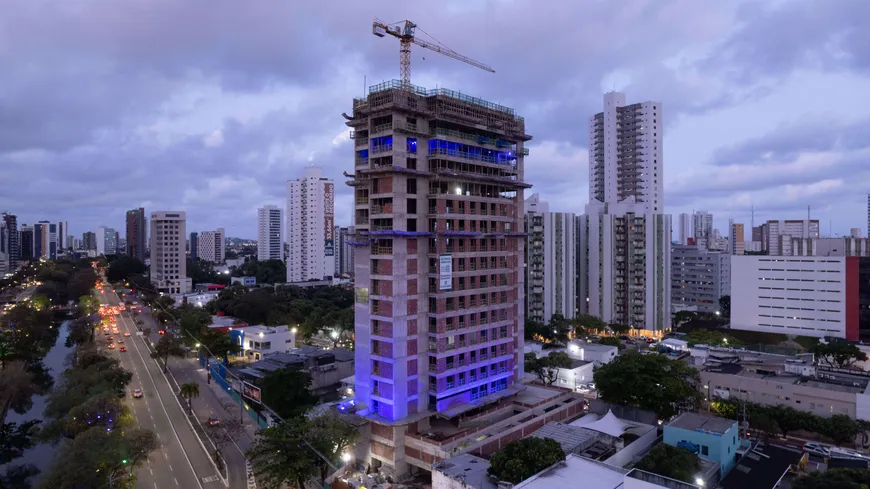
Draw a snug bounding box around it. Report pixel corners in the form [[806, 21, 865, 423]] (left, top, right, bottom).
[[341, 452, 352, 463]]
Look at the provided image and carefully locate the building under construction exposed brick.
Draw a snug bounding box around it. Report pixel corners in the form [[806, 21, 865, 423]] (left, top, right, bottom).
[[344, 80, 555, 475]]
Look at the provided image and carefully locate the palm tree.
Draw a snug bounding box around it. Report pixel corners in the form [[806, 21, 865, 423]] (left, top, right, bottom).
[[179, 382, 200, 415]]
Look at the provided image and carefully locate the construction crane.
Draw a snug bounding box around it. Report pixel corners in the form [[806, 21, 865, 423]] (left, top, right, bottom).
[[372, 18, 495, 87]]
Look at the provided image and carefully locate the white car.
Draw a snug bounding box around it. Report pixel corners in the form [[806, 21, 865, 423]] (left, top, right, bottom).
[[803, 442, 830, 457], [830, 447, 865, 460]]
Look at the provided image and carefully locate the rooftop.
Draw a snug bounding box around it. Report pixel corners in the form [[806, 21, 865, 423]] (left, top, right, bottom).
[[719, 443, 801, 489], [530, 422, 598, 454], [433, 454, 498, 489], [668, 412, 736, 435], [514, 454, 627, 489]]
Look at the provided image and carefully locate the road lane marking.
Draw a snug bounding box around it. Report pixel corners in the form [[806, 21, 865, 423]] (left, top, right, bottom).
[[154, 483, 158, 489], [164, 452, 169, 460], [150, 468, 154, 475], [114, 292, 206, 488], [170, 464, 173, 472], [175, 478, 180, 486]]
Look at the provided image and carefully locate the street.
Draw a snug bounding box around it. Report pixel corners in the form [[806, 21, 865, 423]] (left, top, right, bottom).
[[98, 289, 222, 489], [136, 302, 257, 489]]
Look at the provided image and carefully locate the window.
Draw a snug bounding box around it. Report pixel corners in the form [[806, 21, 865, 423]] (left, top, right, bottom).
[[701, 445, 709, 456]]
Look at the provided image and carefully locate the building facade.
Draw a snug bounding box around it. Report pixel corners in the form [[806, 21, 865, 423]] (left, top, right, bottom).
[[286, 167, 335, 282], [197, 228, 225, 263], [95, 226, 117, 256], [126, 207, 147, 262], [33, 221, 57, 260], [57, 221, 68, 252], [678, 213, 692, 245], [1, 213, 19, 272], [671, 245, 730, 314], [150, 211, 191, 295], [257, 205, 284, 261], [20, 226, 33, 261], [345, 80, 530, 473], [731, 255, 867, 340], [729, 221, 744, 255], [335, 225, 354, 276], [694, 211, 714, 242], [764, 219, 820, 255], [189, 232, 198, 258], [524, 194, 576, 323]]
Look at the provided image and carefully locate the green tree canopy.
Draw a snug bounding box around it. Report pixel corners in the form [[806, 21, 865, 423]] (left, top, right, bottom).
[[487, 437, 566, 484], [718, 295, 731, 318], [634, 444, 701, 484], [814, 342, 868, 369], [105, 255, 146, 283], [261, 367, 318, 419], [794, 469, 870, 489], [151, 333, 186, 373], [595, 353, 700, 419], [598, 337, 624, 350], [187, 258, 230, 287], [525, 351, 573, 385]]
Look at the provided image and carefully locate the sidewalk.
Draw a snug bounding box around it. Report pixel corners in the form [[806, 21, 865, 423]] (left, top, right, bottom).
[[183, 358, 261, 444]]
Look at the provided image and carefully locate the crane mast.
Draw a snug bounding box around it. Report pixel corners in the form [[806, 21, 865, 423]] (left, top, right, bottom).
[[372, 18, 495, 87]]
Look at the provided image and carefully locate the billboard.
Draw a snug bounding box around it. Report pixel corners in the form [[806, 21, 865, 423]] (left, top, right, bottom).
[[242, 381, 262, 404], [324, 183, 335, 257], [439, 254, 453, 291]]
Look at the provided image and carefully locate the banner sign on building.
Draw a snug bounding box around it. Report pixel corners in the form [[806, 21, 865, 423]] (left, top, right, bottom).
[[324, 183, 335, 257], [439, 254, 453, 291], [242, 381, 262, 404]]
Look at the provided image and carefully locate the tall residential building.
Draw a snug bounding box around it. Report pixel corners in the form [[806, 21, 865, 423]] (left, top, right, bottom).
[[580, 92, 671, 332], [671, 245, 730, 314], [82, 231, 97, 251], [345, 80, 530, 472], [150, 211, 191, 295], [588, 92, 663, 213], [197, 228, 226, 263], [764, 219, 820, 255], [524, 194, 576, 323], [34, 221, 57, 259], [95, 226, 117, 255], [57, 221, 68, 251], [867, 193, 870, 238], [189, 232, 198, 258], [20, 226, 34, 261], [334, 226, 354, 276], [678, 213, 692, 245], [729, 220, 745, 255], [286, 167, 335, 282], [257, 205, 284, 261], [693, 211, 714, 241], [852, 228, 862, 239], [126, 208, 147, 262], [1, 213, 19, 272]]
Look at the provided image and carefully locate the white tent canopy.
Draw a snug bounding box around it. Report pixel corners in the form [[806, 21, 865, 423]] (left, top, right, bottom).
[[582, 410, 629, 438]]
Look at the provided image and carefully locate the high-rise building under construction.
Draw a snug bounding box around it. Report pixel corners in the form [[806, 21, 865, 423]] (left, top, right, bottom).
[[345, 79, 535, 471]]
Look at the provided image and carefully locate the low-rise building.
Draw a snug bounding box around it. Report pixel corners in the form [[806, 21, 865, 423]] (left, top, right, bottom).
[[238, 325, 297, 360], [664, 412, 739, 481], [696, 347, 870, 421], [567, 341, 618, 366], [173, 291, 219, 308], [238, 346, 354, 395]]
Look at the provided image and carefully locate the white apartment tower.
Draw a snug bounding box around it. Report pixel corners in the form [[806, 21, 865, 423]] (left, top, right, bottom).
[[149, 211, 191, 295], [678, 213, 692, 245], [197, 228, 225, 263], [579, 92, 671, 332], [693, 211, 714, 241], [286, 167, 336, 282], [524, 194, 577, 323], [257, 205, 284, 261]]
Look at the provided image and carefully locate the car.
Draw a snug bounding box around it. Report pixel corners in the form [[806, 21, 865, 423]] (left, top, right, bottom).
[[117, 339, 124, 344], [108, 343, 116, 349], [124, 332, 131, 337], [207, 416, 220, 426], [119, 346, 127, 352], [619, 335, 630, 341], [133, 388, 143, 398], [803, 442, 830, 457], [104, 331, 110, 335], [107, 336, 114, 342], [830, 447, 865, 460], [158, 330, 166, 335]]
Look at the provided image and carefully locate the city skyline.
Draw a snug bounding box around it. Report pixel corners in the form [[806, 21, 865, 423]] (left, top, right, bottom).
[[3, 2, 870, 238]]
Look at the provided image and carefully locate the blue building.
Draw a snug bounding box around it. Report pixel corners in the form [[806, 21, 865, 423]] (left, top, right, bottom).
[[664, 412, 740, 480]]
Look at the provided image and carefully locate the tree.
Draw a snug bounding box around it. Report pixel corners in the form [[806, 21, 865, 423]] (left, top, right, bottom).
[[207, 417, 244, 455], [487, 437, 565, 484], [38, 426, 158, 489], [261, 367, 318, 419], [718, 295, 731, 319], [187, 258, 230, 287], [247, 417, 319, 489], [0, 366, 40, 415], [179, 382, 200, 415], [105, 256, 146, 283], [66, 268, 98, 304], [673, 310, 698, 327], [306, 412, 360, 481], [684, 329, 740, 348], [608, 323, 631, 335], [595, 353, 701, 419], [0, 464, 40, 489], [0, 421, 40, 464], [634, 444, 701, 484], [525, 351, 573, 386], [750, 412, 781, 439], [151, 333, 185, 373], [573, 313, 607, 333], [794, 469, 870, 489], [814, 342, 868, 369]]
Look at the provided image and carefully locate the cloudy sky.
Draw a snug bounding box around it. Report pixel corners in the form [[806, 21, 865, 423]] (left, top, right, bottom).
[[2, 0, 869, 239]]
